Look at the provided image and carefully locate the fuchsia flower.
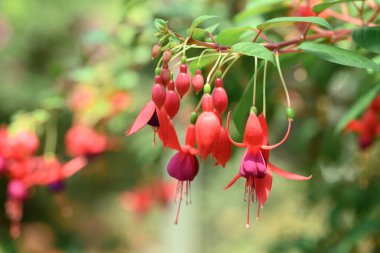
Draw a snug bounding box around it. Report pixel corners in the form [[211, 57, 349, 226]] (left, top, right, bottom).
[[345, 95, 380, 150], [225, 111, 311, 227], [65, 125, 107, 157], [167, 124, 199, 224], [5, 156, 87, 238], [0, 128, 39, 161]]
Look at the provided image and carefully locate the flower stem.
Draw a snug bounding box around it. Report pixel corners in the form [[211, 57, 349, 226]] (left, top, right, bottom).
[[275, 51, 291, 108], [252, 57, 258, 107], [262, 60, 268, 118]]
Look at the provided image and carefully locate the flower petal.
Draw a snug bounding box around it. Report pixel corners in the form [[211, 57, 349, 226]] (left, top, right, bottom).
[[254, 166, 272, 207], [61, 156, 87, 179], [345, 120, 363, 133], [157, 108, 181, 151], [269, 162, 312, 180], [258, 113, 268, 144], [224, 173, 240, 190], [126, 101, 156, 136], [243, 112, 264, 147]]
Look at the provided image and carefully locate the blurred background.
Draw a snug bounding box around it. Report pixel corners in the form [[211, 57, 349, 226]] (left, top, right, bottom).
[[0, 0, 379, 252]]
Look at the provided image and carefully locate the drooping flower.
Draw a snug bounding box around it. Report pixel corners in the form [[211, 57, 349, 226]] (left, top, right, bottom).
[[212, 77, 228, 115], [175, 60, 191, 98], [345, 96, 380, 150], [164, 80, 181, 119], [191, 69, 204, 94], [126, 100, 180, 149], [4, 156, 87, 238], [167, 124, 199, 224], [65, 125, 107, 157], [225, 111, 311, 227]]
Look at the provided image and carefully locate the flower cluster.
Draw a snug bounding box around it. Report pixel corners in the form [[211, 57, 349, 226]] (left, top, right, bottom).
[[127, 42, 312, 226], [0, 126, 87, 238]]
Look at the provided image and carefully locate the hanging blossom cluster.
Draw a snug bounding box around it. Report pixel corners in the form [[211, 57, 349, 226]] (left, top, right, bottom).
[[0, 81, 128, 238], [126, 21, 312, 227]]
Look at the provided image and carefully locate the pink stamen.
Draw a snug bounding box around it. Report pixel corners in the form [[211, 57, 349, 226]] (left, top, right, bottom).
[[246, 177, 253, 228], [174, 181, 184, 225]]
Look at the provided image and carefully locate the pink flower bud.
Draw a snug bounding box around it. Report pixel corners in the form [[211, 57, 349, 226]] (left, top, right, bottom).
[[163, 50, 171, 64], [212, 78, 228, 115], [160, 66, 171, 86], [175, 64, 191, 98], [151, 83, 166, 109], [164, 90, 180, 119], [151, 44, 161, 59], [191, 69, 204, 94]]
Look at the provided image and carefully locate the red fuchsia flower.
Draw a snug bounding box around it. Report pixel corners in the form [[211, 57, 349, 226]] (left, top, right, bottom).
[[164, 80, 181, 119], [0, 128, 39, 161], [175, 58, 191, 98], [161, 65, 171, 87], [167, 123, 199, 224], [345, 96, 380, 150], [126, 100, 181, 149], [4, 156, 86, 238], [225, 110, 311, 227], [191, 69, 204, 94], [212, 77, 228, 116], [195, 94, 221, 159], [65, 125, 107, 157]]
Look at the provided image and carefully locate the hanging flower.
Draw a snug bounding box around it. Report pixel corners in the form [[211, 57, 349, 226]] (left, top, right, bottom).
[[167, 123, 199, 224], [345, 96, 380, 150], [225, 111, 311, 227]]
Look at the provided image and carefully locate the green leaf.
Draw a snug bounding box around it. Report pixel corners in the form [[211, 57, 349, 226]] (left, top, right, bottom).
[[205, 23, 219, 33], [352, 26, 380, 54], [313, 0, 364, 13], [154, 18, 167, 30], [257, 17, 332, 30], [335, 82, 380, 133], [188, 24, 219, 40], [231, 42, 275, 64], [190, 15, 217, 30], [298, 42, 380, 71], [215, 27, 255, 46], [234, 0, 290, 23]]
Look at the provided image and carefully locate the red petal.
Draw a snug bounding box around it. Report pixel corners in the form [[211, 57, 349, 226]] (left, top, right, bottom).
[[269, 162, 312, 180], [224, 173, 240, 190], [212, 127, 232, 167], [345, 120, 363, 133], [226, 111, 247, 148], [258, 114, 268, 144], [243, 112, 263, 147], [377, 124, 380, 136], [157, 108, 181, 151], [254, 165, 272, 207], [126, 101, 156, 136], [61, 156, 87, 179]]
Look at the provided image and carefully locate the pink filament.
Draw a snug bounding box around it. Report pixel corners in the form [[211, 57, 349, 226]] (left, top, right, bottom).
[[174, 181, 190, 225]]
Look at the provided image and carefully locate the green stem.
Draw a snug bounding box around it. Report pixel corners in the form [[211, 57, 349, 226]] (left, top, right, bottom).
[[252, 57, 258, 107], [44, 113, 57, 157], [262, 60, 268, 118], [275, 51, 291, 108]]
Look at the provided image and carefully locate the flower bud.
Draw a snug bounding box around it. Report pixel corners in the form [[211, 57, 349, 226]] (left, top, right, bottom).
[[175, 64, 191, 98], [212, 78, 228, 115], [163, 50, 171, 64], [160, 66, 171, 86], [152, 83, 166, 109], [201, 94, 214, 112], [151, 44, 161, 59], [192, 69, 204, 94], [164, 85, 180, 119]]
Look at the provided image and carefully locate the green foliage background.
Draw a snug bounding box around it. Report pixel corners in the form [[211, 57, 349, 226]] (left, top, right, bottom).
[[0, 0, 379, 252]]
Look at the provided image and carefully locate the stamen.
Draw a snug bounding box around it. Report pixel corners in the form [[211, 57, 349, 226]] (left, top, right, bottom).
[[174, 181, 180, 203], [174, 181, 184, 225], [185, 181, 189, 205], [246, 177, 253, 228], [189, 182, 192, 204]]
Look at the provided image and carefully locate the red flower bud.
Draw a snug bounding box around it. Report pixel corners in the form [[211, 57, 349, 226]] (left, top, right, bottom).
[[160, 66, 171, 87], [196, 95, 221, 159], [191, 69, 204, 94], [151, 44, 161, 59], [151, 83, 166, 109], [175, 64, 191, 98], [212, 78, 228, 115], [163, 49, 171, 64], [164, 81, 180, 119]]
